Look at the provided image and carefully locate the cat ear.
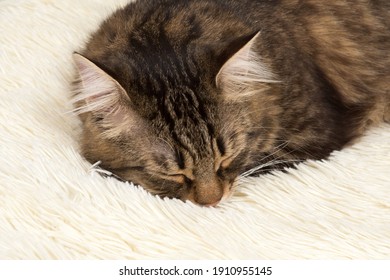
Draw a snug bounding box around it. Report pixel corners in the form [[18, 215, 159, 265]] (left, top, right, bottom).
[[72, 53, 136, 137], [216, 32, 278, 101], [72, 53, 130, 115]]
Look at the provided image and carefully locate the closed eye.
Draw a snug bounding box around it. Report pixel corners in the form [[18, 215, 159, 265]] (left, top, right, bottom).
[[165, 174, 187, 184], [219, 156, 235, 169], [216, 151, 248, 179], [216, 152, 238, 173], [155, 172, 193, 185]]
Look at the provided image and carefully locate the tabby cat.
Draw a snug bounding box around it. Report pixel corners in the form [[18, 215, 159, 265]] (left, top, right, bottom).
[[73, 0, 390, 206]]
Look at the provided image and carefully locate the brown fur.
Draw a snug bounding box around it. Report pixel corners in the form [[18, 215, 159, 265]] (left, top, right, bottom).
[[73, 0, 390, 206]]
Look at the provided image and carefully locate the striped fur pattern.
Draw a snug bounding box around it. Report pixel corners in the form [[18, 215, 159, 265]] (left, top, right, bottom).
[[73, 0, 390, 206]]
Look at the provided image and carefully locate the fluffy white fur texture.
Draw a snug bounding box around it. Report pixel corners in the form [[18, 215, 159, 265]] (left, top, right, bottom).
[[1, 0, 389, 260]]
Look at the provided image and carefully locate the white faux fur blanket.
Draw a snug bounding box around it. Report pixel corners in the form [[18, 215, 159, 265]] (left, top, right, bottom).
[[1, 0, 389, 259]]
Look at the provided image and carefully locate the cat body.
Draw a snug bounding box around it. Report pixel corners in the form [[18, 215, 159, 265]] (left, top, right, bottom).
[[73, 0, 390, 206]]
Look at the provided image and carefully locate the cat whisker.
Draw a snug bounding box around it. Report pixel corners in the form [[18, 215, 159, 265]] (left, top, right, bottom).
[[89, 161, 129, 182], [239, 158, 302, 178], [90, 161, 111, 175], [239, 140, 303, 177]]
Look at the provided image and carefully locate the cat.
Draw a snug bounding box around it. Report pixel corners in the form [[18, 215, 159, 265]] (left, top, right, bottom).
[[72, 0, 390, 206]]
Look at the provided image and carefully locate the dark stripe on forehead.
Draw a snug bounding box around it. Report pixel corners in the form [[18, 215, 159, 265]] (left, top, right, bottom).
[[122, 15, 215, 160], [164, 86, 213, 160]]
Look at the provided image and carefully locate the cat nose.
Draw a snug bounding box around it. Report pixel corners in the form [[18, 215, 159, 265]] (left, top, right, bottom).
[[186, 179, 224, 206]]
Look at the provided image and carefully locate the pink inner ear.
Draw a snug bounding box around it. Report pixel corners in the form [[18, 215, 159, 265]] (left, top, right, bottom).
[[72, 53, 131, 115], [215, 32, 279, 101], [72, 54, 141, 138], [84, 88, 119, 115]]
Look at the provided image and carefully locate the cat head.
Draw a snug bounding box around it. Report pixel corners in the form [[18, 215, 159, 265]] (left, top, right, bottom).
[[73, 30, 280, 206]]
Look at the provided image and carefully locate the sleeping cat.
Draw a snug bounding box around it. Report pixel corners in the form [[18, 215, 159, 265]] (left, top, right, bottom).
[[73, 0, 390, 206]]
